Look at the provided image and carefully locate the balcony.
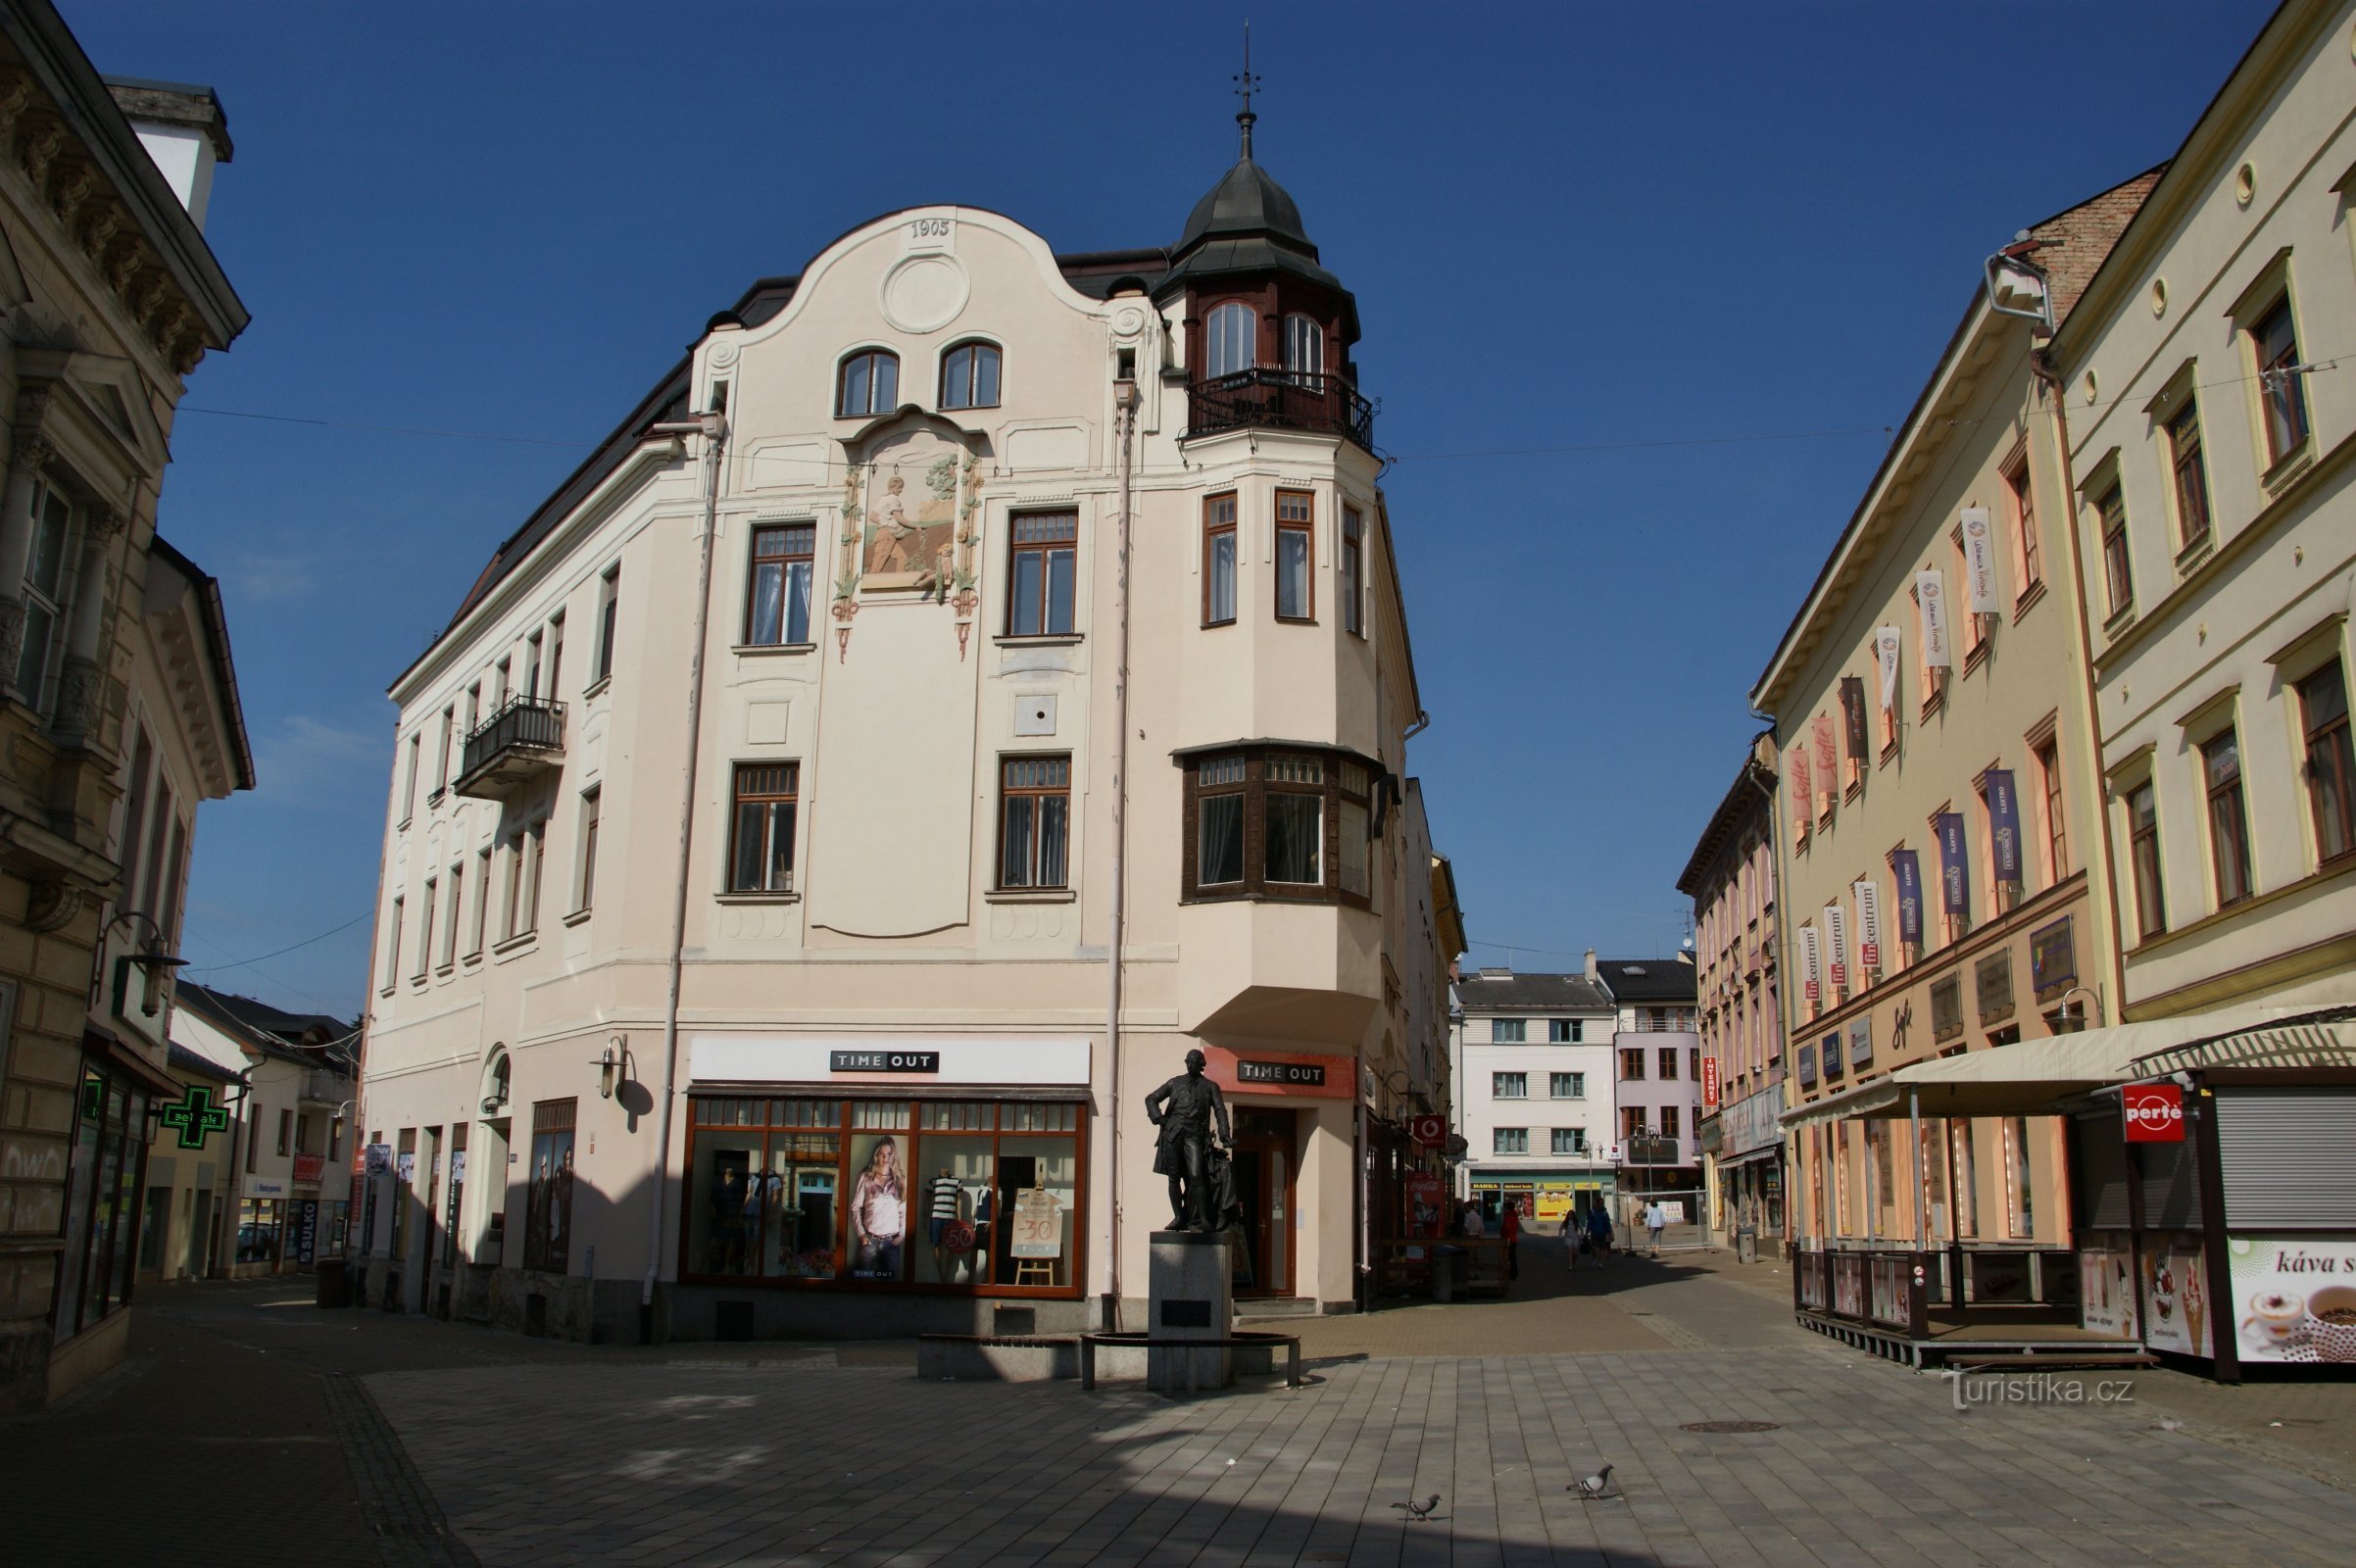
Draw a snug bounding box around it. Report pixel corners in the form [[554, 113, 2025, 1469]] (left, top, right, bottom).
[[454, 696, 565, 802], [1184, 369, 1375, 453]]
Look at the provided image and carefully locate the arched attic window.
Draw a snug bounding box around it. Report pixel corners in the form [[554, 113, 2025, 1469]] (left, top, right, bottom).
[[1284, 314, 1324, 379], [1204, 302, 1256, 379], [836, 349, 899, 417], [940, 341, 1001, 410]]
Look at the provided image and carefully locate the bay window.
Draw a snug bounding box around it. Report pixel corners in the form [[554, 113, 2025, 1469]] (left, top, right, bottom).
[[1179, 742, 1378, 906]]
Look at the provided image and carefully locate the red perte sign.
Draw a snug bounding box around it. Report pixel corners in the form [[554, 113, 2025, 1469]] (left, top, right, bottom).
[[1407, 1114, 1447, 1149], [2123, 1082, 2184, 1143]]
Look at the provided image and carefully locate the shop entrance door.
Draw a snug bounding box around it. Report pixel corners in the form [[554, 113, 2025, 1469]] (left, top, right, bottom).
[[1229, 1109, 1296, 1298]]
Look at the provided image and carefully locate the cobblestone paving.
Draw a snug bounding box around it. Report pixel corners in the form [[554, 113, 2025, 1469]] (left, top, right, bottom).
[[370, 1337, 2356, 1567]]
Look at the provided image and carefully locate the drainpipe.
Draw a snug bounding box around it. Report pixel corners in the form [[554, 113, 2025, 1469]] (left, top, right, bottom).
[[641, 410, 728, 1336], [1103, 378, 1139, 1333]]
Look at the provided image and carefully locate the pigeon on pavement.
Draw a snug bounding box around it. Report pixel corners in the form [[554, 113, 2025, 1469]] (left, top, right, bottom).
[[1571, 1463, 1617, 1499], [1390, 1494, 1442, 1521]]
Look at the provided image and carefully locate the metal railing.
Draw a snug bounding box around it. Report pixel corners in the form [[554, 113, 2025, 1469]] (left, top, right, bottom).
[[1185, 369, 1376, 452], [459, 695, 564, 779]]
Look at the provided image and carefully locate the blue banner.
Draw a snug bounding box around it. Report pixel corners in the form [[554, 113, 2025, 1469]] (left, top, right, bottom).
[[1891, 850, 1924, 943], [1937, 812, 1970, 919], [1986, 769, 2023, 885]]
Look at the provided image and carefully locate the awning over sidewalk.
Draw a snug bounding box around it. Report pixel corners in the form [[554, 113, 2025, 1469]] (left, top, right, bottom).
[[1780, 981, 2356, 1129]]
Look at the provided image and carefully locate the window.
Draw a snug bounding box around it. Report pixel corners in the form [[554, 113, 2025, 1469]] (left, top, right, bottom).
[[400, 734, 419, 823], [1283, 313, 1323, 377], [1264, 752, 1321, 884], [118, 729, 153, 914], [1690, 1047, 1701, 1080], [1551, 1128, 1588, 1155], [277, 1108, 292, 1157], [575, 787, 602, 913], [526, 822, 546, 933], [1548, 1071, 1586, 1099], [522, 1100, 575, 1273], [493, 657, 511, 707], [1195, 754, 1245, 885], [1493, 1127, 1528, 1155], [1657, 1048, 1679, 1080], [836, 349, 899, 417], [1620, 1106, 1645, 1141], [729, 762, 801, 894], [2097, 484, 2132, 620], [2128, 779, 2166, 942], [14, 478, 72, 705], [415, 879, 436, 980], [1204, 302, 1255, 378], [1203, 494, 1237, 625], [469, 847, 491, 957], [594, 567, 619, 685], [940, 341, 1001, 410], [547, 612, 564, 699], [1547, 1019, 1582, 1044], [2167, 402, 2211, 553], [1953, 527, 1985, 660], [2004, 451, 2040, 594], [1619, 1048, 1645, 1081], [466, 681, 480, 738], [1491, 1018, 1526, 1044], [1337, 759, 1370, 899], [500, 833, 524, 941], [295, 1112, 314, 1154], [2199, 729, 2252, 908], [2253, 298, 2310, 465], [998, 756, 1070, 889], [1340, 506, 1364, 637], [1274, 490, 1313, 621], [444, 860, 465, 967], [525, 631, 543, 699], [2006, 1116, 2036, 1240], [2035, 737, 2069, 883], [382, 897, 403, 992], [1006, 512, 1077, 638], [746, 523, 815, 647], [1492, 1071, 1527, 1100], [435, 708, 454, 792], [1658, 1105, 1681, 1140], [2298, 661, 2355, 865]]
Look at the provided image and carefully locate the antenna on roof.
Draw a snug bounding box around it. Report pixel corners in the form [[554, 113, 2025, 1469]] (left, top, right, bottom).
[[1233, 22, 1259, 161]]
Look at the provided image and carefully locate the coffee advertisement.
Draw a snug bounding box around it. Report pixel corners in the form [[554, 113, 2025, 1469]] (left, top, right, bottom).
[[2227, 1234, 2356, 1364], [2137, 1234, 2212, 1358]]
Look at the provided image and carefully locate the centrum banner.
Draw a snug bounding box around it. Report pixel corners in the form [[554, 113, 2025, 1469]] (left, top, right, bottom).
[[1798, 924, 1823, 1005], [1853, 878, 1884, 971], [1823, 903, 1848, 991]]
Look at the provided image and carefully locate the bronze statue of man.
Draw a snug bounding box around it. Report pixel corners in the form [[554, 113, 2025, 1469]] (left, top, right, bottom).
[[1145, 1048, 1233, 1232]]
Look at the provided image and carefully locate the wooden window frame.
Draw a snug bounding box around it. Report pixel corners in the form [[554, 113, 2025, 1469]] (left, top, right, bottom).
[[2034, 735, 2068, 885], [468, 846, 491, 959], [1283, 313, 1324, 377], [575, 786, 603, 914], [939, 340, 1002, 410], [745, 522, 816, 647], [835, 349, 900, 418], [2167, 400, 2212, 556], [414, 878, 436, 982], [1202, 493, 1238, 627], [996, 754, 1071, 891], [1177, 742, 1376, 909], [2200, 726, 2252, 908], [2297, 661, 2356, 868], [1204, 301, 1256, 379], [1618, 1048, 1646, 1081], [1274, 490, 1315, 623], [2127, 777, 2167, 943], [2003, 447, 2041, 600], [442, 859, 464, 970], [728, 761, 801, 896], [1341, 506, 1364, 638], [2251, 296, 2311, 467], [2097, 483, 2133, 622], [1005, 511, 1079, 639], [594, 566, 620, 686]]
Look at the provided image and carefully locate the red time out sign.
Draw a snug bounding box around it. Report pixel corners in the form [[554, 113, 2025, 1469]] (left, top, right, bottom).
[[2122, 1082, 2184, 1143]]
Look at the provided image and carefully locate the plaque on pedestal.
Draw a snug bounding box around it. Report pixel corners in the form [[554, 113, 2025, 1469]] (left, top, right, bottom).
[[1147, 1229, 1233, 1393]]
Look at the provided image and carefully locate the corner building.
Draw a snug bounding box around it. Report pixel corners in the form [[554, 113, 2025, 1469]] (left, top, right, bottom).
[[360, 117, 1454, 1340]]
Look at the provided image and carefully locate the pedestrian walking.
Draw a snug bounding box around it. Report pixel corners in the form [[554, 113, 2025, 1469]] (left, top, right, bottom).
[[1561, 1209, 1584, 1271], [1460, 1200, 1486, 1239], [1500, 1199, 1521, 1279], [1644, 1200, 1668, 1256], [1585, 1201, 1612, 1266]]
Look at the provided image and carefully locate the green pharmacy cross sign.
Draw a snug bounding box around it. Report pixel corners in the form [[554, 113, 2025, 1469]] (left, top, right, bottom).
[[159, 1084, 232, 1150]]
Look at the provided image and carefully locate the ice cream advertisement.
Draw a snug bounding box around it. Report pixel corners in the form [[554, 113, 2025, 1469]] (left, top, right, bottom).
[[2227, 1234, 2356, 1364], [2079, 1238, 2137, 1339], [2137, 1235, 2212, 1359]]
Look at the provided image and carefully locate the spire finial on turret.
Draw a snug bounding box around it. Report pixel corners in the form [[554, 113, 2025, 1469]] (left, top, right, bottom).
[[1232, 22, 1258, 162]]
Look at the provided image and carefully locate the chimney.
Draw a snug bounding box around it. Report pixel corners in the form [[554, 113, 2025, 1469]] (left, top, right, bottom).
[[105, 78, 233, 231], [1583, 949, 1599, 983]]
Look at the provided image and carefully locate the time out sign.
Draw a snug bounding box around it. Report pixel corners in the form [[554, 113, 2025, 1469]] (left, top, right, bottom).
[[2123, 1082, 2184, 1143]]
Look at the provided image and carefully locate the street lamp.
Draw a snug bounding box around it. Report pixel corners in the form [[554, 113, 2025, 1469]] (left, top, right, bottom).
[[2054, 985, 2104, 1033], [595, 1035, 635, 1100], [100, 910, 187, 1018]]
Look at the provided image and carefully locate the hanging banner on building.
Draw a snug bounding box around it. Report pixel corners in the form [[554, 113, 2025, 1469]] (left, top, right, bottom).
[[1823, 904, 1848, 990], [1891, 851, 1925, 944], [1701, 1055, 1720, 1109], [1791, 745, 1813, 834], [1985, 768, 2023, 886], [1840, 676, 1869, 766], [1853, 879, 1884, 971], [1798, 924, 1823, 1005], [1936, 812, 1970, 918], [1961, 507, 2002, 613], [1916, 569, 1952, 668], [1405, 1173, 1447, 1238], [1875, 626, 1902, 717], [1811, 714, 1838, 805]]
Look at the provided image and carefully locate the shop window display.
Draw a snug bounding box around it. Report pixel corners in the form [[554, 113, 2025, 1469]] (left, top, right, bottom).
[[682, 1096, 1084, 1294], [237, 1197, 284, 1265], [524, 1099, 575, 1272]]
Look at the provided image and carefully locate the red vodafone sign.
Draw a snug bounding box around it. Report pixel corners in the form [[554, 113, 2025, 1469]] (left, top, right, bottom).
[[1407, 1114, 1447, 1149], [2123, 1082, 2184, 1143]]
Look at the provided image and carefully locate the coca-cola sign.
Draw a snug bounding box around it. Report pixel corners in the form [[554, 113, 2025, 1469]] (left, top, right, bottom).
[[2123, 1083, 2184, 1143]]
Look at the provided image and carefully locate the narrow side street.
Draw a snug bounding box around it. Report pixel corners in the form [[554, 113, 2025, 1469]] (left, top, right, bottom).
[[10, 1251, 2355, 1566]]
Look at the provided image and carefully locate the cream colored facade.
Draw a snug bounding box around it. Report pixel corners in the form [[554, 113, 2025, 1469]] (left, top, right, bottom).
[[2047, 0, 2356, 1026], [361, 138, 1454, 1339], [1752, 178, 2150, 1260]]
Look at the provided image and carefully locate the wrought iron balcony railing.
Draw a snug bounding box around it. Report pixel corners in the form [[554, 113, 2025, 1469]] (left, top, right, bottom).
[[454, 695, 565, 802], [1184, 369, 1376, 453]]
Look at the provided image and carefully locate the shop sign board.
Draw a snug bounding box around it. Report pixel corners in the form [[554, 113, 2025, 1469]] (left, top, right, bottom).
[[1407, 1114, 1447, 1148], [2227, 1234, 2356, 1364], [293, 1152, 325, 1184], [364, 1143, 392, 1176], [249, 1177, 288, 1198], [2123, 1083, 2184, 1142], [1237, 1059, 1325, 1088], [688, 1036, 1090, 1086], [1010, 1188, 1063, 1258], [291, 1200, 319, 1266], [828, 1050, 940, 1074], [1199, 1046, 1352, 1100]]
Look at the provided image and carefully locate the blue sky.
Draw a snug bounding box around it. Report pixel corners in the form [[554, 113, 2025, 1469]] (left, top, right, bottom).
[[62, 1, 2277, 1011]]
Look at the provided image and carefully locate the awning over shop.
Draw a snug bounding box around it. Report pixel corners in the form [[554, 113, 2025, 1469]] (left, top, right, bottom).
[[1780, 982, 2356, 1129], [1716, 1144, 1786, 1169]]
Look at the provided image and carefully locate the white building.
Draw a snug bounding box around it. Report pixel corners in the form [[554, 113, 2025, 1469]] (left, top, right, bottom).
[[1448, 967, 1617, 1226], [358, 105, 1454, 1339], [1597, 955, 1702, 1200]]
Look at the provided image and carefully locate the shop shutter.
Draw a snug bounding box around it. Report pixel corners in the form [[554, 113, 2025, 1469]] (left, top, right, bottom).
[[2071, 1112, 2132, 1230], [2136, 1138, 2202, 1230], [2214, 1089, 2356, 1227]]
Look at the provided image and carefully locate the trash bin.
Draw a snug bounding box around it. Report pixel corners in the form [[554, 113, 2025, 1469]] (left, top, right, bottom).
[[315, 1256, 350, 1308], [1737, 1225, 1758, 1265]]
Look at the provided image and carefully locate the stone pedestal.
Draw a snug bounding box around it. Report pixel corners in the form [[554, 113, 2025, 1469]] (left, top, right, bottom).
[[1147, 1229, 1233, 1394]]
